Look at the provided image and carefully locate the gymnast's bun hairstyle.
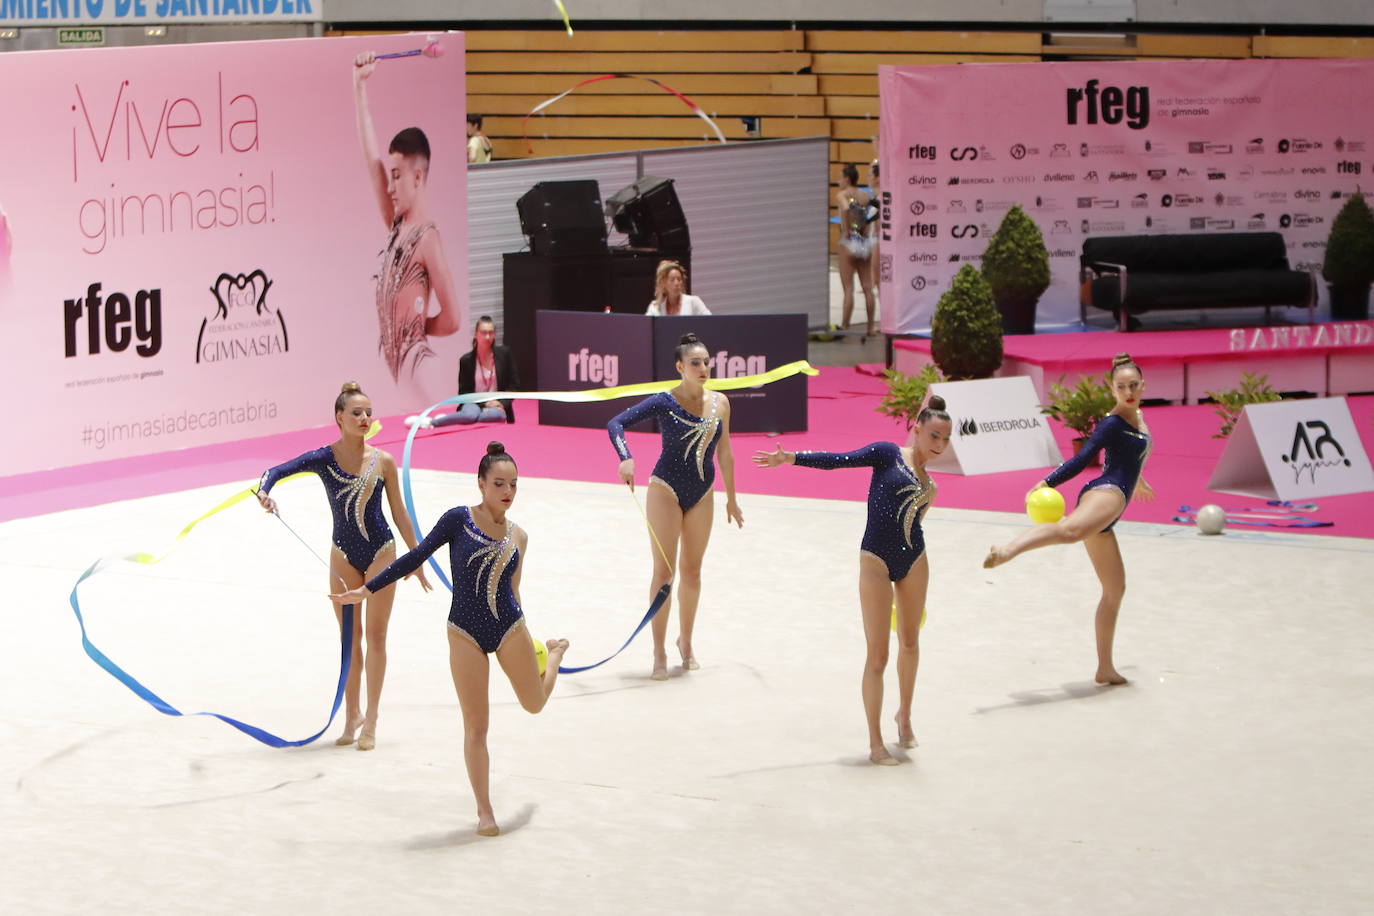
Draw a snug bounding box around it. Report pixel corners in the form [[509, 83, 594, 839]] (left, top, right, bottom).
[[478, 440, 516, 478], [334, 381, 366, 413], [917, 394, 949, 425], [675, 331, 708, 362], [1110, 352, 1142, 379]]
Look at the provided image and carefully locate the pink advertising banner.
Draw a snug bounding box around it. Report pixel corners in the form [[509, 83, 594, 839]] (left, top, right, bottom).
[[0, 33, 468, 476], [878, 59, 1374, 334]]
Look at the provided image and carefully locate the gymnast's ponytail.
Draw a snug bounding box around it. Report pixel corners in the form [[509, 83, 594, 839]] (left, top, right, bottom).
[[917, 394, 949, 425], [478, 440, 516, 478]]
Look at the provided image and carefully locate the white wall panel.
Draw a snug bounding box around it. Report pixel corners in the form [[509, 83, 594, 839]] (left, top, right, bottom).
[[465, 137, 830, 341]]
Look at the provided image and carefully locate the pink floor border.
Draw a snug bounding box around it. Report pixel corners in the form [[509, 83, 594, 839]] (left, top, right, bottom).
[[4, 368, 1373, 538]]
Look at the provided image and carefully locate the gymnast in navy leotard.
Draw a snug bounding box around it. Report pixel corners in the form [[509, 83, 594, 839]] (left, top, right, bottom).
[[607, 332, 743, 680], [256, 381, 430, 751], [984, 354, 1156, 687], [754, 396, 953, 766], [331, 441, 568, 839]]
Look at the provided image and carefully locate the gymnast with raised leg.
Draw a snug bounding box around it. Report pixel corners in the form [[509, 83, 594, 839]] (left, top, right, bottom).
[[331, 442, 567, 838], [754, 396, 952, 766], [256, 382, 432, 751], [608, 332, 744, 680], [983, 353, 1155, 686]]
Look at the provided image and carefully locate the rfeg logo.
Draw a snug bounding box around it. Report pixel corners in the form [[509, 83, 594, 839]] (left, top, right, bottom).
[[1281, 420, 1351, 485]]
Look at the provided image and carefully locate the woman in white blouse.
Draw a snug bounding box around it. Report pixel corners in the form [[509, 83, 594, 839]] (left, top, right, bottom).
[[645, 260, 710, 316]]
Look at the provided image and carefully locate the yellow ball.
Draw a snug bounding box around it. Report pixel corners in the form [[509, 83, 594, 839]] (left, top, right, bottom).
[[890, 604, 928, 631], [1026, 486, 1066, 524], [532, 634, 548, 675]]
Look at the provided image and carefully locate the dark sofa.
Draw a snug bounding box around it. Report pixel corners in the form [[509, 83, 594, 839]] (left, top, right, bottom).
[[1080, 232, 1315, 331]]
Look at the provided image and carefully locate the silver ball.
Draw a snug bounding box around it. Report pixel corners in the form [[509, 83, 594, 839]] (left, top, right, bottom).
[[1196, 504, 1226, 535]]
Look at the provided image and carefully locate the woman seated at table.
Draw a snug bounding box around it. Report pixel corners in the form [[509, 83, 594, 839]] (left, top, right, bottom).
[[407, 315, 520, 428], [645, 260, 710, 316]]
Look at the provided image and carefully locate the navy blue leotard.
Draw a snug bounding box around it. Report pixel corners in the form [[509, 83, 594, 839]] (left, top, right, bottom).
[[1043, 413, 1151, 532], [259, 446, 395, 573], [609, 391, 724, 512], [794, 441, 937, 582], [367, 506, 525, 654]]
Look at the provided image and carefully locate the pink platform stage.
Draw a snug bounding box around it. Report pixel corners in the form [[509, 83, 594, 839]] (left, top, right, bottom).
[[4, 367, 1374, 540], [893, 321, 1374, 405]]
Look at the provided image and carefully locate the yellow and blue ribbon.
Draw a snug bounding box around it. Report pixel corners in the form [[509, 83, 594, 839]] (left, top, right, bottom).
[[68, 420, 383, 746], [398, 361, 817, 673]]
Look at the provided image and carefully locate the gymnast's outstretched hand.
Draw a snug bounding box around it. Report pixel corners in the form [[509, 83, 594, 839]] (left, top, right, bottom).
[[330, 586, 371, 606], [752, 445, 793, 468]]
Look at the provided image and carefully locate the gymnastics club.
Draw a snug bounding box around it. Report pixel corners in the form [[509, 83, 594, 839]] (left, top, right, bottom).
[[376, 41, 444, 61]]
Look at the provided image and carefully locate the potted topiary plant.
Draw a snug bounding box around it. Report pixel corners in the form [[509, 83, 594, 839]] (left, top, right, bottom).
[[1041, 373, 1115, 461], [1205, 372, 1282, 438], [981, 204, 1052, 335], [931, 264, 1003, 380], [1322, 193, 1374, 320], [878, 364, 946, 429]]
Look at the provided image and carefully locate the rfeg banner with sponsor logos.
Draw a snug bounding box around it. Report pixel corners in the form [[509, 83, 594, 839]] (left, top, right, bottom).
[[878, 59, 1374, 334], [0, 0, 320, 26], [0, 33, 467, 476]]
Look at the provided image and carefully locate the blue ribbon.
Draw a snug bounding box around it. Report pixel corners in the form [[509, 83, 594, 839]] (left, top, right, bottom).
[[68, 521, 354, 748]]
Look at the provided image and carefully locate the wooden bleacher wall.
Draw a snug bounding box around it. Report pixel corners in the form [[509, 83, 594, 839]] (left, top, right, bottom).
[[333, 28, 1374, 249]]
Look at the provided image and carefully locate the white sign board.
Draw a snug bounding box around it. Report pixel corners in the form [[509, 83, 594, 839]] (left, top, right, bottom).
[[927, 376, 1062, 475], [1208, 398, 1374, 500]]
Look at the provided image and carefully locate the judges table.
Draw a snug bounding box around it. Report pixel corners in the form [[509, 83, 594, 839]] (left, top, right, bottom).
[[534, 311, 809, 433]]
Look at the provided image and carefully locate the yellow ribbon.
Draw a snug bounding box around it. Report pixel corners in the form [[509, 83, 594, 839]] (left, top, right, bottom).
[[125, 421, 383, 566], [552, 0, 574, 35]]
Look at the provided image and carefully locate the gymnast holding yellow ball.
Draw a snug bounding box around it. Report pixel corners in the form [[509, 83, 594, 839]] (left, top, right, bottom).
[[983, 353, 1155, 686], [755, 396, 951, 766]]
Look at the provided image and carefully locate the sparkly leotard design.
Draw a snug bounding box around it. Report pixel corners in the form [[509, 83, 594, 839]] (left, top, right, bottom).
[[794, 441, 937, 582], [366, 506, 525, 653], [608, 391, 723, 512], [259, 447, 395, 573], [376, 218, 435, 381], [1043, 413, 1151, 532]]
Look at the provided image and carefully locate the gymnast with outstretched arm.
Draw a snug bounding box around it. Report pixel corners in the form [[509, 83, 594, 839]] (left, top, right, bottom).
[[608, 332, 743, 680], [754, 396, 952, 766], [331, 441, 568, 838], [255, 381, 431, 751], [983, 353, 1156, 686]]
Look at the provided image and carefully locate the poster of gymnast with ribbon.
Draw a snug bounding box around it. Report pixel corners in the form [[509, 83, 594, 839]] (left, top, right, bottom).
[[0, 33, 468, 477], [352, 42, 464, 390]]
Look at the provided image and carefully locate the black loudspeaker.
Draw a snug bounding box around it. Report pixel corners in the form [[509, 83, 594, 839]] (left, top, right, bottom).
[[606, 176, 691, 251], [516, 180, 608, 256]]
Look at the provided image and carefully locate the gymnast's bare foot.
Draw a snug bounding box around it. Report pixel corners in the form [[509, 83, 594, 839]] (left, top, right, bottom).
[[894, 715, 918, 749], [334, 714, 363, 746], [546, 639, 569, 669], [357, 717, 377, 751], [476, 809, 500, 837], [676, 636, 699, 671], [869, 746, 900, 766], [650, 649, 669, 681], [983, 546, 1007, 569], [1095, 667, 1128, 686]]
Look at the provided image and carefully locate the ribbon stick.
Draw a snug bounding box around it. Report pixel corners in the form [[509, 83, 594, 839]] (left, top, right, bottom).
[[376, 42, 444, 61]]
